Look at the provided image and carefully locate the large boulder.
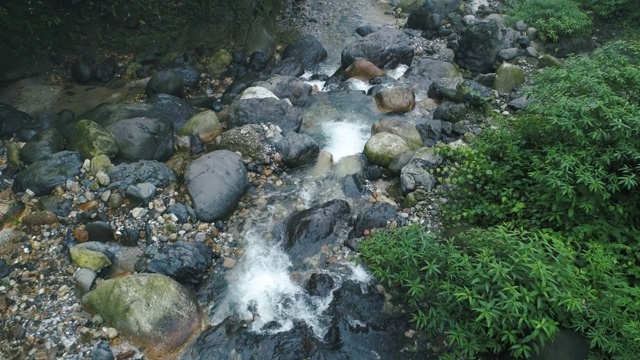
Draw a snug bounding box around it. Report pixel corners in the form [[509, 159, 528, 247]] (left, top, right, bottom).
[[82, 274, 203, 357], [253, 75, 313, 107], [178, 110, 223, 143], [270, 57, 305, 77], [400, 147, 443, 194], [69, 120, 119, 160], [226, 98, 303, 133], [146, 241, 213, 285], [374, 87, 416, 113], [0, 103, 33, 139], [432, 102, 468, 123], [20, 128, 65, 164], [410, 58, 459, 79], [105, 117, 174, 161], [406, 0, 463, 31], [13, 151, 83, 196], [146, 94, 196, 129], [364, 132, 412, 168], [341, 28, 414, 70], [184, 150, 249, 222], [493, 62, 526, 93], [281, 35, 328, 69], [282, 199, 350, 261], [454, 18, 518, 73], [108, 160, 177, 190], [276, 132, 320, 168], [349, 202, 398, 238], [145, 69, 184, 98], [80, 102, 190, 131], [216, 125, 263, 161], [371, 119, 422, 150]]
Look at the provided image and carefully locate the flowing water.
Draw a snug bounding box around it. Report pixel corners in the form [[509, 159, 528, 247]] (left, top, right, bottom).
[[186, 1, 431, 358]]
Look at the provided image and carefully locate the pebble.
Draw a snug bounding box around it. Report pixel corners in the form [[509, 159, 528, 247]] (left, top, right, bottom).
[[222, 257, 236, 268], [130, 207, 148, 219], [96, 171, 110, 186]]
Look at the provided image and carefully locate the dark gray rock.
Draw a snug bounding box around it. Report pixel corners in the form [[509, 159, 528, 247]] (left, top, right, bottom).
[[108, 160, 177, 191], [95, 59, 117, 83], [72, 59, 94, 84], [184, 150, 249, 222], [20, 128, 65, 164], [90, 341, 114, 360], [342, 173, 369, 198], [349, 202, 398, 239], [13, 151, 83, 196], [407, 0, 463, 31], [0, 258, 13, 278], [454, 19, 518, 73], [0, 103, 32, 139], [497, 47, 522, 61], [282, 199, 350, 261], [455, 80, 494, 108], [146, 241, 213, 284], [282, 35, 328, 69], [167, 203, 191, 223], [341, 28, 414, 70], [173, 66, 199, 88], [356, 25, 382, 37], [433, 102, 468, 123], [400, 148, 443, 194], [388, 151, 415, 176], [145, 69, 184, 98], [253, 75, 313, 107], [416, 119, 455, 146], [427, 78, 461, 102], [270, 57, 305, 77], [508, 95, 530, 110], [306, 273, 335, 297], [226, 98, 303, 133], [146, 94, 196, 129], [276, 132, 319, 168], [125, 183, 157, 205], [221, 72, 261, 105], [247, 51, 271, 72], [86, 221, 112, 242], [105, 117, 174, 161]]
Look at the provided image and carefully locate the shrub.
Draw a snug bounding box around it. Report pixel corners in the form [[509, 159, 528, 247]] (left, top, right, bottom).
[[360, 225, 585, 359], [505, 0, 592, 42], [578, 0, 640, 19]]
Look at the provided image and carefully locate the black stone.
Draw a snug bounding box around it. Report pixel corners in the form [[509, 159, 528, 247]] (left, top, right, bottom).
[[146, 241, 214, 284], [305, 273, 335, 297], [349, 202, 398, 239], [86, 221, 112, 242]]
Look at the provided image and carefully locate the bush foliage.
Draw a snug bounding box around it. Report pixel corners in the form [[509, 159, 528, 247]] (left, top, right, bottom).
[[505, 0, 592, 41]]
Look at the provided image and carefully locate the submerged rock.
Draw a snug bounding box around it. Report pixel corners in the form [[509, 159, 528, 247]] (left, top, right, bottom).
[[349, 202, 398, 238], [276, 132, 320, 168], [146, 241, 213, 285], [371, 118, 422, 150]]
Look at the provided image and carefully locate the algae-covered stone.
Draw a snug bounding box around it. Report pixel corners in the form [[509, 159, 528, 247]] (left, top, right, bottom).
[[372, 118, 422, 150], [494, 62, 526, 93], [538, 54, 565, 69], [90, 155, 113, 177], [82, 274, 202, 356], [70, 246, 112, 272], [364, 132, 412, 168], [178, 110, 223, 143], [206, 50, 233, 78], [70, 120, 119, 159], [374, 87, 416, 114], [217, 125, 262, 160]]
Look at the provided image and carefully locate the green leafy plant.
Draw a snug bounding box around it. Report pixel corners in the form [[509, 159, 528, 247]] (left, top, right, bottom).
[[505, 0, 592, 42]]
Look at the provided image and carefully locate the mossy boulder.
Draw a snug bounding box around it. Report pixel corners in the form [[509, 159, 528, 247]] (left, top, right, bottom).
[[364, 132, 412, 168], [205, 50, 233, 78], [70, 119, 119, 159], [494, 62, 526, 93], [217, 125, 262, 160], [178, 110, 223, 143], [82, 273, 203, 357], [372, 118, 423, 150], [70, 246, 112, 272]]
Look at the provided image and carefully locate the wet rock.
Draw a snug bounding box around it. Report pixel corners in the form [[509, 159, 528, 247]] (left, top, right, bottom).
[[147, 94, 196, 129], [365, 165, 383, 180], [221, 72, 261, 105], [494, 62, 526, 93], [105, 117, 174, 161], [108, 160, 177, 190], [185, 150, 249, 222], [306, 273, 335, 297], [371, 118, 422, 150], [167, 204, 191, 223], [364, 132, 412, 168], [400, 147, 443, 194], [13, 151, 83, 196], [454, 18, 518, 73], [85, 221, 112, 242], [125, 183, 157, 205], [90, 341, 114, 360], [90, 154, 113, 176], [82, 274, 202, 356], [349, 202, 398, 238], [407, 0, 463, 31], [416, 119, 455, 146], [0, 258, 12, 278], [388, 151, 415, 176], [95, 59, 117, 83], [455, 80, 494, 108], [173, 65, 200, 88], [497, 47, 522, 61], [205, 49, 233, 78], [70, 246, 112, 272], [0, 103, 33, 139], [281, 35, 328, 69], [342, 173, 369, 198], [375, 87, 415, 113], [276, 132, 320, 168], [178, 110, 223, 143], [433, 101, 468, 123], [239, 86, 279, 101], [216, 125, 263, 161], [270, 57, 305, 78], [247, 51, 271, 72], [355, 24, 381, 37], [427, 78, 461, 102], [72, 59, 94, 84], [226, 98, 303, 134], [20, 128, 65, 164], [145, 69, 184, 98], [342, 28, 414, 70], [21, 211, 58, 226], [146, 241, 213, 284], [253, 75, 313, 107], [539, 54, 565, 69], [69, 120, 119, 160], [282, 199, 350, 261], [345, 58, 386, 81]]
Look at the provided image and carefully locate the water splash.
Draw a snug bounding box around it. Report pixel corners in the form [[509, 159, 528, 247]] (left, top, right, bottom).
[[320, 120, 371, 162]]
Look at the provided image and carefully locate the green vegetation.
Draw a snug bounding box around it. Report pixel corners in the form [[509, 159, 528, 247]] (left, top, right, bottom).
[[358, 39, 640, 359], [578, 0, 640, 19], [505, 0, 592, 42]]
